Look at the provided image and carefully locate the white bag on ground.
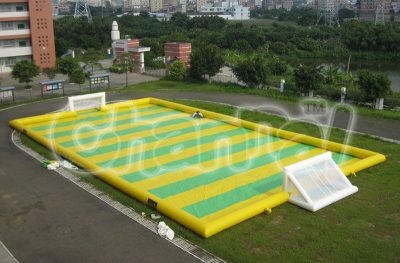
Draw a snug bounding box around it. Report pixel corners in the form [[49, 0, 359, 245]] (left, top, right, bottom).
[[157, 221, 174, 240]]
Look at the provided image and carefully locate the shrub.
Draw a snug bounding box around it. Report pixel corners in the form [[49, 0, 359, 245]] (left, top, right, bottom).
[[167, 60, 186, 81]]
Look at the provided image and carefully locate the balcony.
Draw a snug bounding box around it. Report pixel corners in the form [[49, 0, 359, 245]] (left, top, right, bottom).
[[0, 29, 30, 38], [0, 11, 29, 19], [0, 46, 32, 58]]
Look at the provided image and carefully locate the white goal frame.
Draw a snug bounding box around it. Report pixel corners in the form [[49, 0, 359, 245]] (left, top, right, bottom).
[[283, 152, 358, 212], [68, 92, 106, 112]]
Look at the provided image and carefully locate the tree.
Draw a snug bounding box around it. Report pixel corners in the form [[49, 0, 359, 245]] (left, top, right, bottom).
[[12, 61, 40, 88], [42, 67, 58, 80], [12, 60, 40, 101], [69, 67, 86, 91], [294, 64, 324, 97], [358, 70, 391, 110], [268, 58, 289, 76], [170, 12, 189, 28], [58, 57, 80, 75], [81, 49, 103, 74], [167, 60, 186, 81], [189, 44, 224, 80], [232, 55, 269, 88]]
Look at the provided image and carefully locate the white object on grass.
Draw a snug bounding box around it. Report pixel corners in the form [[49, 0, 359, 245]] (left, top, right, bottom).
[[68, 92, 106, 112], [151, 213, 161, 220], [157, 221, 175, 240], [61, 160, 78, 170], [283, 152, 358, 212]]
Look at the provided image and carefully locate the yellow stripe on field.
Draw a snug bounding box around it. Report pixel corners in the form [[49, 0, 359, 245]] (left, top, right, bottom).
[[168, 148, 324, 208], [28, 103, 153, 129]]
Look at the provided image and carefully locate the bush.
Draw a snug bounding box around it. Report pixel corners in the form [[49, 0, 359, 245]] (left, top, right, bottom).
[[109, 65, 124, 74], [167, 60, 186, 81], [268, 60, 289, 75]]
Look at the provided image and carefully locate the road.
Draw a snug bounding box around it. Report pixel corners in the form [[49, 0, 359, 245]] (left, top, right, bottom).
[[0, 90, 398, 262]]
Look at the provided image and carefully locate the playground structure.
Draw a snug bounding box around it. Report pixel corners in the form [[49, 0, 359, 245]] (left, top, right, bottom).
[[9, 96, 385, 238]]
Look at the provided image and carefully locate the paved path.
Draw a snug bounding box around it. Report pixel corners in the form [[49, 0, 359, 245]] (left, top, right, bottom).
[[0, 89, 398, 262]]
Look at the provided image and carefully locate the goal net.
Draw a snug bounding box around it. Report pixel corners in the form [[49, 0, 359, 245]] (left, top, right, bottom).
[[68, 92, 106, 112], [283, 152, 358, 212]]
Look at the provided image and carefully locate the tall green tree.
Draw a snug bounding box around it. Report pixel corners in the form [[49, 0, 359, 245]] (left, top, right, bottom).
[[189, 44, 224, 80], [232, 55, 269, 88], [81, 49, 103, 74], [358, 70, 391, 110], [294, 64, 324, 97], [12, 61, 40, 88], [58, 57, 80, 75]]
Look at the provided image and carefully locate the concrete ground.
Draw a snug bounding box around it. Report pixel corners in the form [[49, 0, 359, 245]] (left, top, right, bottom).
[[1, 88, 399, 262]]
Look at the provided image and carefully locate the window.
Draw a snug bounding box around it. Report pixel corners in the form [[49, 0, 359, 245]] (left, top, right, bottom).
[[16, 6, 24, 11], [19, 41, 27, 47], [5, 57, 16, 67], [2, 40, 15, 47], [18, 23, 25, 29], [1, 22, 13, 30], [0, 4, 12, 12]]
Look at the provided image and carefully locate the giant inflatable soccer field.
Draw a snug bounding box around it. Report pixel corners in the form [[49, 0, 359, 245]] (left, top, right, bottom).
[[10, 97, 385, 237]]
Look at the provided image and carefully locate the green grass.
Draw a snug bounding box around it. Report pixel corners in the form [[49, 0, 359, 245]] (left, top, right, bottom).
[[19, 100, 400, 262], [123, 80, 400, 121]]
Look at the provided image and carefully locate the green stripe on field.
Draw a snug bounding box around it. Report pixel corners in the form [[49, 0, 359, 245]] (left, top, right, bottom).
[[121, 135, 280, 183], [32, 105, 161, 131], [46, 110, 179, 139], [150, 144, 313, 198], [78, 121, 225, 157], [183, 172, 283, 218], [60, 117, 192, 148]]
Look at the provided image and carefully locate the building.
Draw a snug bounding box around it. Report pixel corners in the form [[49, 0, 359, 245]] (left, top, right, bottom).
[[263, 0, 293, 10], [196, 0, 207, 11], [123, 0, 149, 11], [198, 1, 251, 19], [164, 42, 191, 68], [0, 0, 56, 73], [359, 0, 391, 22], [111, 21, 150, 73], [150, 0, 163, 11]]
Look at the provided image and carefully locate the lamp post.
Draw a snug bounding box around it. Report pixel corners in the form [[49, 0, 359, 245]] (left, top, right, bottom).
[[340, 87, 346, 103], [125, 56, 128, 88], [280, 79, 285, 93]]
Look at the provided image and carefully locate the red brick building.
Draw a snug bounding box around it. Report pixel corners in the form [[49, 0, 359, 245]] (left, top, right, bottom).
[[164, 42, 192, 68], [0, 0, 56, 73]]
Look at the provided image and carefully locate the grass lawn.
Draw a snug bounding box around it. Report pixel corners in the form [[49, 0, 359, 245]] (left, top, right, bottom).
[[123, 80, 400, 121], [19, 99, 399, 262]]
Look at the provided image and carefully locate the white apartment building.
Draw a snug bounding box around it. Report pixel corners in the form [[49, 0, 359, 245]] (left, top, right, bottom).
[[199, 1, 250, 20]]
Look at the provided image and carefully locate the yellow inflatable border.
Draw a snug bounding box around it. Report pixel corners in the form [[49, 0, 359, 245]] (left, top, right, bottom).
[[9, 97, 386, 238]]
